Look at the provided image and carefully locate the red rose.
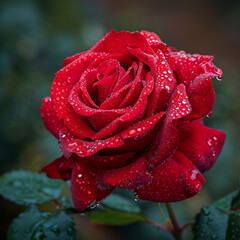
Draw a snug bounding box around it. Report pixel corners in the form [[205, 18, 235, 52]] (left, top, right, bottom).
[[40, 30, 225, 211]]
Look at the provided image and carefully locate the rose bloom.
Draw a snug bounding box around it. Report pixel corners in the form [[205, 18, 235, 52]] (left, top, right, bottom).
[[40, 30, 225, 211]]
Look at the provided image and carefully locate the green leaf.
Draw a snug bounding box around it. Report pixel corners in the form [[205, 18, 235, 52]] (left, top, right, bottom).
[[193, 205, 228, 240], [226, 212, 240, 240], [0, 170, 64, 206], [7, 205, 76, 240], [101, 194, 141, 213], [89, 207, 144, 226], [193, 188, 240, 239]]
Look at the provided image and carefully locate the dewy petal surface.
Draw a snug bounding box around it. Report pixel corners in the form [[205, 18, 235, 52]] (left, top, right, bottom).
[[184, 73, 216, 120], [40, 155, 66, 180], [62, 52, 86, 68], [97, 155, 151, 190], [40, 155, 73, 181], [59, 126, 124, 158], [169, 50, 222, 87], [140, 30, 162, 51], [51, 52, 102, 139], [178, 120, 226, 172], [40, 97, 61, 138], [135, 151, 205, 202], [71, 160, 114, 211], [90, 30, 155, 55]]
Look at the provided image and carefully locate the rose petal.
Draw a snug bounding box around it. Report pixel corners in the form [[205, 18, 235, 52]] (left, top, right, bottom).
[[41, 155, 74, 181], [90, 30, 155, 55], [169, 51, 222, 87], [92, 59, 122, 104], [118, 111, 165, 140], [140, 30, 162, 51], [147, 84, 191, 168], [51, 52, 103, 138], [178, 119, 226, 172], [97, 155, 151, 190], [40, 155, 66, 180], [118, 61, 144, 108], [147, 50, 177, 116], [40, 97, 61, 138], [100, 81, 133, 110], [167, 84, 191, 120], [112, 62, 137, 93], [100, 62, 139, 110], [127, 47, 157, 75], [62, 52, 86, 68], [69, 68, 98, 109], [147, 121, 178, 169], [90, 152, 136, 168], [135, 151, 205, 202], [184, 73, 216, 120], [60, 126, 124, 158], [71, 160, 114, 211]]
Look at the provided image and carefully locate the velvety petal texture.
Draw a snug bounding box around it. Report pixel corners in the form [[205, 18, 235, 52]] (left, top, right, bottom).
[[41, 30, 225, 211]]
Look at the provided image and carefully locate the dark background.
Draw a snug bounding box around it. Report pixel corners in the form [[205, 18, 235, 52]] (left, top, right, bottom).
[[0, 0, 240, 239]]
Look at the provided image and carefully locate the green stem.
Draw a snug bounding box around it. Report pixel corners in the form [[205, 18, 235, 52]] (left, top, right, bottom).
[[166, 203, 183, 240]]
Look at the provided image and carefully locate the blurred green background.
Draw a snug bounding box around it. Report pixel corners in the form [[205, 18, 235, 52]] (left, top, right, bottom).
[[0, 0, 240, 239]]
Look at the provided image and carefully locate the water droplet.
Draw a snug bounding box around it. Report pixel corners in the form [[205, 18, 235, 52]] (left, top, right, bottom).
[[190, 169, 199, 180], [129, 130, 136, 135], [207, 139, 213, 146]]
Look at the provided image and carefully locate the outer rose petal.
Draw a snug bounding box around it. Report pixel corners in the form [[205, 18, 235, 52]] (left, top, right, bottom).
[[71, 160, 114, 211], [169, 51, 222, 87], [178, 120, 226, 172], [40, 155, 73, 181], [97, 155, 151, 190], [40, 97, 61, 138], [135, 151, 205, 202], [40, 156, 65, 179], [184, 73, 215, 120], [90, 30, 154, 55], [62, 52, 86, 68], [140, 30, 163, 52], [51, 52, 105, 139]]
